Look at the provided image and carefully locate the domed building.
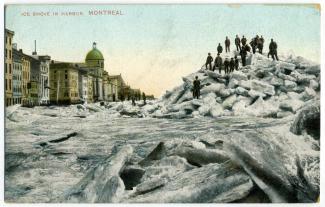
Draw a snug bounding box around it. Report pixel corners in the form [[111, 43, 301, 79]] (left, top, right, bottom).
[[49, 42, 143, 105], [85, 42, 104, 68], [85, 42, 104, 101]]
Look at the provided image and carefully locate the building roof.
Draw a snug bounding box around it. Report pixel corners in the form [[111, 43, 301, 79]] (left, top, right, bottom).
[[5, 29, 14, 36], [85, 42, 104, 61]]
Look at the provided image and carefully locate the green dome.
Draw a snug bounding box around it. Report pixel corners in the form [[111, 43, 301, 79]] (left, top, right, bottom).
[[85, 43, 104, 61]]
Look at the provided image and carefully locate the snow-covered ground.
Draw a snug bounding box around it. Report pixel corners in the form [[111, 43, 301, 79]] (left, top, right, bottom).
[[5, 52, 320, 203]]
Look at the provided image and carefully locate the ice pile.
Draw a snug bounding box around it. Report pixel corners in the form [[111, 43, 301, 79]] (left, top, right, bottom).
[[150, 53, 320, 119]]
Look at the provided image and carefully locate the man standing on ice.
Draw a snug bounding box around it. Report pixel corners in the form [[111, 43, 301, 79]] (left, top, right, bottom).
[[268, 39, 279, 61], [234, 56, 239, 70], [240, 45, 248, 66], [258, 35, 264, 54], [225, 36, 231, 53], [241, 35, 247, 47], [229, 58, 235, 73], [224, 58, 230, 74], [235, 35, 241, 51], [215, 54, 223, 74], [142, 92, 146, 105], [250, 36, 258, 54], [217, 43, 223, 55], [192, 76, 201, 99], [205, 53, 213, 70]]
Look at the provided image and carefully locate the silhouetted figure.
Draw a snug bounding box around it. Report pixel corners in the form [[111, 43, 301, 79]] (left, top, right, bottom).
[[240, 45, 248, 66], [229, 58, 235, 73], [235, 35, 241, 51], [224, 58, 230, 74], [193, 76, 201, 99], [225, 36, 231, 53], [215, 54, 223, 74], [258, 35, 264, 54], [142, 92, 146, 105], [234, 56, 239, 70], [205, 53, 213, 70], [250, 37, 257, 54], [268, 39, 279, 61], [132, 96, 136, 106], [217, 43, 223, 55], [241, 35, 247, 47]]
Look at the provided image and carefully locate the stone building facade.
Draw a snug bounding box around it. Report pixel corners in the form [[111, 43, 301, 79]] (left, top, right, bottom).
[[5, 29, 14, 106], [12, 47, 23, 104]]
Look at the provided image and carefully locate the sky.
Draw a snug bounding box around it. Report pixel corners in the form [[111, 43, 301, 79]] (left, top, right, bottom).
[[5, 4, 320, 97]]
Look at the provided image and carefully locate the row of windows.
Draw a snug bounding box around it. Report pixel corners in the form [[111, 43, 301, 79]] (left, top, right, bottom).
[[13, 86, 22, 93], [13, 75, 22, 81], [53, 81, 70, 88], [14, 64, 22, 71], [5, 49, 12, 59], [63, 92, 79, 97], [41, 66, 48, 73], [5, 36, 12, 45], [5, 63, 12, 74]]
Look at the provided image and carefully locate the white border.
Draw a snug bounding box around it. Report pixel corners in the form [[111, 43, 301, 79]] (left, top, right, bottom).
[[1, 1, 323, 207]]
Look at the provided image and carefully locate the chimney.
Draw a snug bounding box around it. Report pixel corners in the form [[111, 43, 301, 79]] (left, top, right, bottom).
[[32, 40, 37, 55]]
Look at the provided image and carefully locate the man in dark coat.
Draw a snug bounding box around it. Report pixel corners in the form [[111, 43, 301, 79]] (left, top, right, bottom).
[[250, 37, 257, 54], [268, 39, 279, 61], [240, 45, 248, 66], [217, 43, 223, 55], [241, 35, 247, 47], [258, 35, 264, 54], [214, 54, 223, 74], [234, 56, 239, 70], [229, 58, 235, 73], [142, 92, 146, 105], [235, 35, 241, 51], [224, 58, 230, 74], [205, 53, 213, 70], [225, 36, 231, 53], [193, 76, 201, 99]]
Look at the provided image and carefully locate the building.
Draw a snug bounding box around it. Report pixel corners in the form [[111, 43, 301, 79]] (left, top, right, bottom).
[[21, 53, 32, 105], [102, 70, 109, 101], [77, 67, 89, 103], [108, 74, 126, 101], [49, 62, 80, 104], [107, 75, 120, 102], [85, 42, 104, 101], [5, 29, 14, 106], [12, 46, 23, 104]]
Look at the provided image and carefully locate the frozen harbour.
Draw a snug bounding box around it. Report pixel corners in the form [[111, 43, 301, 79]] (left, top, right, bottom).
[[5, 53, 320, 203]]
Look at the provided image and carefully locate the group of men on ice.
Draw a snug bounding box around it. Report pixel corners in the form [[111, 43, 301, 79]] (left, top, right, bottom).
[[205, 35, 279, 73], [194, 35, 279, 99]]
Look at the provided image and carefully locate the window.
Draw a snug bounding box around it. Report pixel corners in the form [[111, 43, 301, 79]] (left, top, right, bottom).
[[9, 64, 11, 74], [5, 79, 7, 90], [9, 79, 11, 90], [65, 74, 68, 79], [5, 64, 7, 73], [9, 50, 12, 59], [9, 37, 11, 45], [5, 49, 7, 58]]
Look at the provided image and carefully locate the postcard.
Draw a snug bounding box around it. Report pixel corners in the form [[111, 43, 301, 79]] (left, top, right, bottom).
[[3, 3, 321, 204]]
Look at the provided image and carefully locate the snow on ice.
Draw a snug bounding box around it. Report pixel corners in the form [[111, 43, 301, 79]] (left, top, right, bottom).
[[5, 52, 320, 203]]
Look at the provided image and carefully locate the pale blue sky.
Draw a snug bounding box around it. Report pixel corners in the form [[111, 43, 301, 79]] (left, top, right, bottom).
[[5, 4, 320, 96]]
